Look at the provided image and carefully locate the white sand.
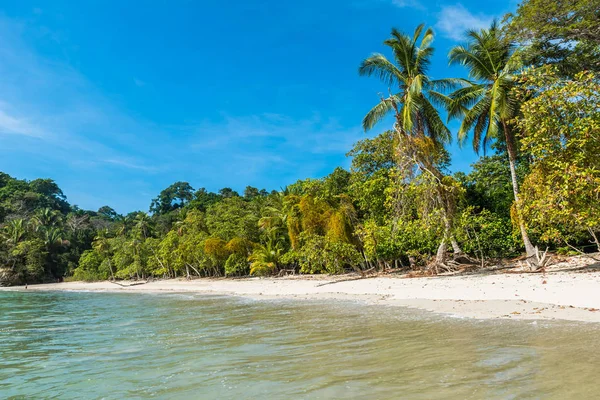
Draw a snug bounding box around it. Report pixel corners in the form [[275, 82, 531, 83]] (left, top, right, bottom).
[[5, 268, 600, 322]]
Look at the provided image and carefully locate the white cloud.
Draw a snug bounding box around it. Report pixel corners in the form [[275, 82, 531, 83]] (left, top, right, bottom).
[[103, 158, 157, 172], [435, 4, 493, 41], [0, 108, 46, 138], [390, 0, 422, 8], [190, 113, 363, 155]]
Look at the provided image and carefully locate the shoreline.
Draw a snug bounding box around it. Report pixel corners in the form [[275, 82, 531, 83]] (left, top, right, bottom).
[[5, 268, 600, 323]]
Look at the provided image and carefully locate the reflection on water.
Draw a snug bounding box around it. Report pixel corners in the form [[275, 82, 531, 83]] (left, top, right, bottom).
[[1, 291, 599, 399]]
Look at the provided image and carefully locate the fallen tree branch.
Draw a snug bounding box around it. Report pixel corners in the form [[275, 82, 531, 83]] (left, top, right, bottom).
[[316, 273, 376, 287], [108, 280, 149, 287]]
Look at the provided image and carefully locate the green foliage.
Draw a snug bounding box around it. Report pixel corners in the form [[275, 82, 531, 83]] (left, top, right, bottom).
[[455, 155, 525, 219], [204, 237, 230, 269], [455, 207, 517, 259], [347, 131, 395, 223], [188, 188, 221, 212], [97, 206, 119, 220], [225, 253, 249, 277], [516, 69, 600, 247], [447, 21, 520, 152], [360, 24, 467, 264], [249, 240, 283, 276], [73, 250, 109, 281], [290, 234, 362, 275], [504, 0, 600, 76], [150, 181, 194, 215], [359, 24, 452, 144], [218, 188, 239, 198], [11, 239, 48, 282], [205, 197, 260, 242]]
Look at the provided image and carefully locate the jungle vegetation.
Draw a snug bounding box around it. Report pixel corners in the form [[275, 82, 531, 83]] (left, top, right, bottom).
[[1, 0, 598, 284]]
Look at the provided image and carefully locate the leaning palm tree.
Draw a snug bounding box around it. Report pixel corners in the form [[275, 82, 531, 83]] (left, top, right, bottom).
[[447, 22, 537, 259], [359, 24, 463, 265]]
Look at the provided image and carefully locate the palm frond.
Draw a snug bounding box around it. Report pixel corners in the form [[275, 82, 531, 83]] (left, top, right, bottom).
[[421, 97, 451, 144], [358, 54, 406, 86], [429, 77, 472, 91], [447, 84, 486, 120], [362, 96, 397, 132], [448, 45, 494, 80], [457, 96, 491, 150]]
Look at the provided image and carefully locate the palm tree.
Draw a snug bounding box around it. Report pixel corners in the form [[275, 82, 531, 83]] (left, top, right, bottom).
[[447, 22, 537, 258], [134, 212, 152, 239], [359, 24, 463, 264], [42, 227, 65, 248], [5, 219, 26, 245], [248, 239, 283, 276], [128, 237, 144, 280], [93, 231, 115, 280], [258, 193, 289, 243], [115, 215, 132, 237], [32, 208, 60, 232]]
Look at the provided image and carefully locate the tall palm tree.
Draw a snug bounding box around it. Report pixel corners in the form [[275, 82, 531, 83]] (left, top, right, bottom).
[[258, 193, 288, 242], [116, 215, 132, 237], [360, 24, 452, 141], [134, 212, 152, 239], [359, 24, 463, 264], [447, 22, 536, 258], [93, 231, 115, 280]]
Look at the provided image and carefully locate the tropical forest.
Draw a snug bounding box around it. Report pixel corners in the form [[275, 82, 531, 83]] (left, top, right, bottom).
[[1, 0, 598, 285]]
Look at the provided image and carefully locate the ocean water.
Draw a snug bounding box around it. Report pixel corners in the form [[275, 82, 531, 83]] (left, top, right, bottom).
[[1, 291, 600, 399]]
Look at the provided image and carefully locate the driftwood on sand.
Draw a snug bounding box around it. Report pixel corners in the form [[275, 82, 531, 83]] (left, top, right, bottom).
[[108, 280, 149, 287]]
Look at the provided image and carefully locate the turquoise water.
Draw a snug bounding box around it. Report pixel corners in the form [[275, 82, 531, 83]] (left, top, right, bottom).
[[1, 291, 600, 399]]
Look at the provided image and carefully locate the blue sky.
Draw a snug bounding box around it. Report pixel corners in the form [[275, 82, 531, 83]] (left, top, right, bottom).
[[0, 0, 516, 213]]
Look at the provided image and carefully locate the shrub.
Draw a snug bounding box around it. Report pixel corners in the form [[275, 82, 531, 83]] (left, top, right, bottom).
[[224, 253, 249, 277]]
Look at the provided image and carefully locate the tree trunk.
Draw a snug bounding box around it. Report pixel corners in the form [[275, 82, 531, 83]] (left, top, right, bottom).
[[420, 150, 464, 259], [408, 255, 416, 269], [588, 228, 600, 252], [436, 238, 447, 265], [503, 121, 537, 259], [188, 263, 201, 277], [108, 259, 115, 281], [443, 212, 463, 256], [451, 238, 462, 255]]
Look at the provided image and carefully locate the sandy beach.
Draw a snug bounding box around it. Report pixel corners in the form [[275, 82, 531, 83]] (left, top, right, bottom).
[[5, 257, 600, 322]]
